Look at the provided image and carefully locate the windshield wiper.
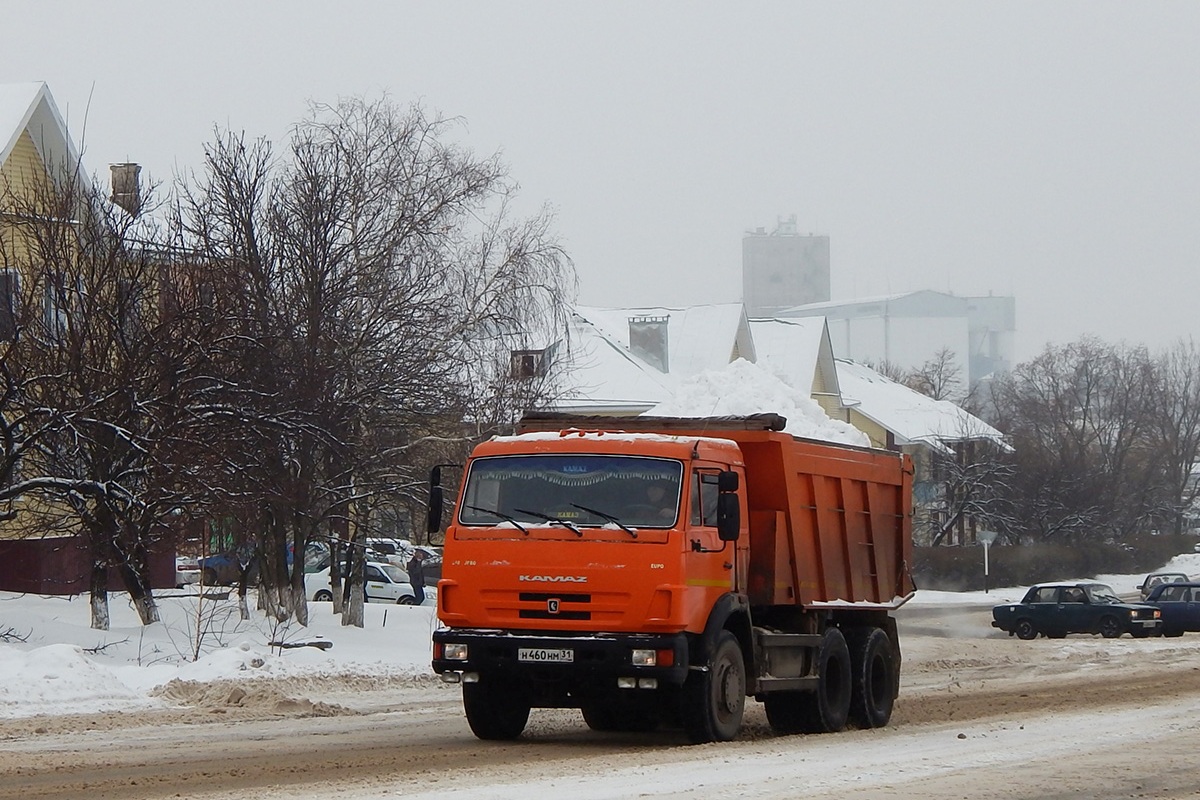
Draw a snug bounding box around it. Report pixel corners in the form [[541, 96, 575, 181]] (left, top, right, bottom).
[[465, 504, 531, 536], [570, 503, 638, 539], [513, 508, 584, 537]]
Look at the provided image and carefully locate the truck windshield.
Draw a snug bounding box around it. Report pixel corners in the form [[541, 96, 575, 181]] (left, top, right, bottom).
[[459, 455, 683, 529]]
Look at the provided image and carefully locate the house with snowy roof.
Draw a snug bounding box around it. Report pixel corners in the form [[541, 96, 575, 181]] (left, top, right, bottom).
[[835, 358, 1010, 546], [0, 82, 173, 594], [556, 304, 757, 415], [548, 301, 1010, 547]]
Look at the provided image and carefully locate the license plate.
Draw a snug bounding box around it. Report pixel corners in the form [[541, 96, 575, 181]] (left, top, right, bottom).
[[518, 647, 574, 663]]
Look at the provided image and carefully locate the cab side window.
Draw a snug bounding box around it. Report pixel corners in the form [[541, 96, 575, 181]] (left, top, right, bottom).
[[365, 565, 385, 583], [689, 471, 720, 527]]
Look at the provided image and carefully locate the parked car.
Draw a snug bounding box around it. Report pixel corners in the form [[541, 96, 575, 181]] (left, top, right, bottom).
[[1142, 581, 1200, 637], [992, 582, 1162, 640], [198, 546, 259, 586], [1138, 572, 1189, 600], [306, 561, 430, 605], [174, 555, 201, 588]]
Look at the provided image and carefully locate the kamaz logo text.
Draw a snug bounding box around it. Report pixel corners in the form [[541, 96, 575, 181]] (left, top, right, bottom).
[[518, 575, 587, 583]]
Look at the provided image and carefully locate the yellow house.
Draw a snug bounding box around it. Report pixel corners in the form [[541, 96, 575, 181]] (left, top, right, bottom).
[[0, 82, 175, 594]]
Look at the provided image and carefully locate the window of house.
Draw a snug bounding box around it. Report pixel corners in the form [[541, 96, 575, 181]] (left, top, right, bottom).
[[510, 348, 548, 379], [0, 271, 17, 339], [117, 277, 147, 340], [42, 271, 75, 342]]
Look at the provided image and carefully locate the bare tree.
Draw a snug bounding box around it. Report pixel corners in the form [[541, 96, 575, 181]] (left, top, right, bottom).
[[173, 96, 575, 628], [1147, 339, 1200, 534]]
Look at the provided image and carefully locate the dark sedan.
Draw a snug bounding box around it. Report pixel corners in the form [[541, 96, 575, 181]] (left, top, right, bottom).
[[1143, 581, 1200, 637], [992, 582, 1162, 640]]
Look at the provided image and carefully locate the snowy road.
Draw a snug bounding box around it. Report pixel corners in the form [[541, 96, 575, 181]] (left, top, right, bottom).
[[3, 603, 1200, 800]]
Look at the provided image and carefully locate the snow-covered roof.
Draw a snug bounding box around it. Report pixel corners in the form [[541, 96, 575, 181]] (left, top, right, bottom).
[[649, 358, 869, 446], [573, 304, 754, 378], [779, 289, 967, 317], [555, 311, 677, 414], [836, 358, 1010, 453], [748, 316, 841, 400], [0, 82, 82, 192]]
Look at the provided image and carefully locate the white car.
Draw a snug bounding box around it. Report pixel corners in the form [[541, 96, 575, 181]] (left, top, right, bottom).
[[307, 561, 432, 605]]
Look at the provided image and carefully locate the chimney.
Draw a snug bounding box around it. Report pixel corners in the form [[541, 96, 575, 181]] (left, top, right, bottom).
[[110, 163, 142, 215], [628, 315, 669, 372]]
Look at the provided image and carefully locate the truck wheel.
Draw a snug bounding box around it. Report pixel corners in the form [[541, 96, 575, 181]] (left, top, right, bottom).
[[1014, 619, 1038, 640], [764, 627, 852, 734], [1099, 616, 1122, 639], [846, 627, 895, 729], [681, 631, 746, 743], [807, 627, 852, 733], [463, 677, 530, 741]]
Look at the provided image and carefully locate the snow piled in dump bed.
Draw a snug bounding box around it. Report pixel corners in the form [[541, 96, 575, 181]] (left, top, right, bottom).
[[650, 358, 870, 447]]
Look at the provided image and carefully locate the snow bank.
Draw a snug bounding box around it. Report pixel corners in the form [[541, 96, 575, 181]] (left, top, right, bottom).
[[650, 358, 870, 446], [0, 643, 164, 717]]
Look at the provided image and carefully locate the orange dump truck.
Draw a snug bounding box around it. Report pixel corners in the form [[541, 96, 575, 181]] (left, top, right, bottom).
[[429, 412, 914, 742]]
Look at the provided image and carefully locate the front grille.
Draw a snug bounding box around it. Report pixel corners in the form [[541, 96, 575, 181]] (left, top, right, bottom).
[[516, 591, 592, 621]]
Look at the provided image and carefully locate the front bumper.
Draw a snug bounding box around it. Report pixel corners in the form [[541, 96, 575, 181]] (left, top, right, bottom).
[[432, 629, 691, 687]]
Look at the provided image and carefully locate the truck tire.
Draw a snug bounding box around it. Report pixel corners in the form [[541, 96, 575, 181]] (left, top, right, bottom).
[[846, 627, 895, 729], [681, 631, 746, 743], [463, 677, 530, 741], [766, 627, 851, 734]]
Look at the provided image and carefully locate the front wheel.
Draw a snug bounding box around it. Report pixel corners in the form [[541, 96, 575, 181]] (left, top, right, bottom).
[[1014, 619, 1038, 640], [398, 595, 418, 605], [463, 677, 530, 741], [681, 631, 746, 743], [1099, 616, 1122, 639], [313, 589, 333, 602]]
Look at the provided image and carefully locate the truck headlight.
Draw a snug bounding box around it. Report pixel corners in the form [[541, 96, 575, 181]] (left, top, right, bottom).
[[631, 648, 674, 667], [631, 648, 657, 666], [443, 643, 469, 661]]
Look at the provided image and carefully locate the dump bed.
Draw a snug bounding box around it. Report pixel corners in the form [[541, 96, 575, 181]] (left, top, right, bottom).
[[520, 413, 914, 608]]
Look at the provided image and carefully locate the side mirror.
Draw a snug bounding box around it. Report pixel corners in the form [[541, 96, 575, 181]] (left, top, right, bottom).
[[718, 470, 739, 493], [717, 494, 740, 541], [426, 466, 444, 534]]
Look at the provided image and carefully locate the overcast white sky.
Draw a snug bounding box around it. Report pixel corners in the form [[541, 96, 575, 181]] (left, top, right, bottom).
[[5, 2, 1199, 362]]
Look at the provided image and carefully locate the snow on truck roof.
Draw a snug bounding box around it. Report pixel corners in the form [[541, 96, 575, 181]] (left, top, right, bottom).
[[493, 429, 742, 447]]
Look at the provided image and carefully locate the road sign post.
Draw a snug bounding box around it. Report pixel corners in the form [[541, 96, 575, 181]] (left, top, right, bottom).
[[978, 530, 999, 593]]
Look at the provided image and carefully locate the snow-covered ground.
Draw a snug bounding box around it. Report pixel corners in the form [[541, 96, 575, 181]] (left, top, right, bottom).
[[1, 552, 1197, 720]]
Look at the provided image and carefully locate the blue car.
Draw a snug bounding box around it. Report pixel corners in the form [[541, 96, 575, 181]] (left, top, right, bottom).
[[1143, 581, 1200, 637]]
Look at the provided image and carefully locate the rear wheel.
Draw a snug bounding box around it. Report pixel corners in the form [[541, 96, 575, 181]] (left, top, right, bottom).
[[202, 568, 219, 586], [313, 589, 333, 602], [463, 677, 530, 741], [1099, 616, 1122, 639], [1014, 619, 1038, 640], [846, 627, 896, 729], [398, 595, 418, 605], [764, 627, 852, 735], [681, 631, 746, 743]]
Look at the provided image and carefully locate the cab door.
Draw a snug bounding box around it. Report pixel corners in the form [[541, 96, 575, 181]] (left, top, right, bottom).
[[364, 564, 395, 603]]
